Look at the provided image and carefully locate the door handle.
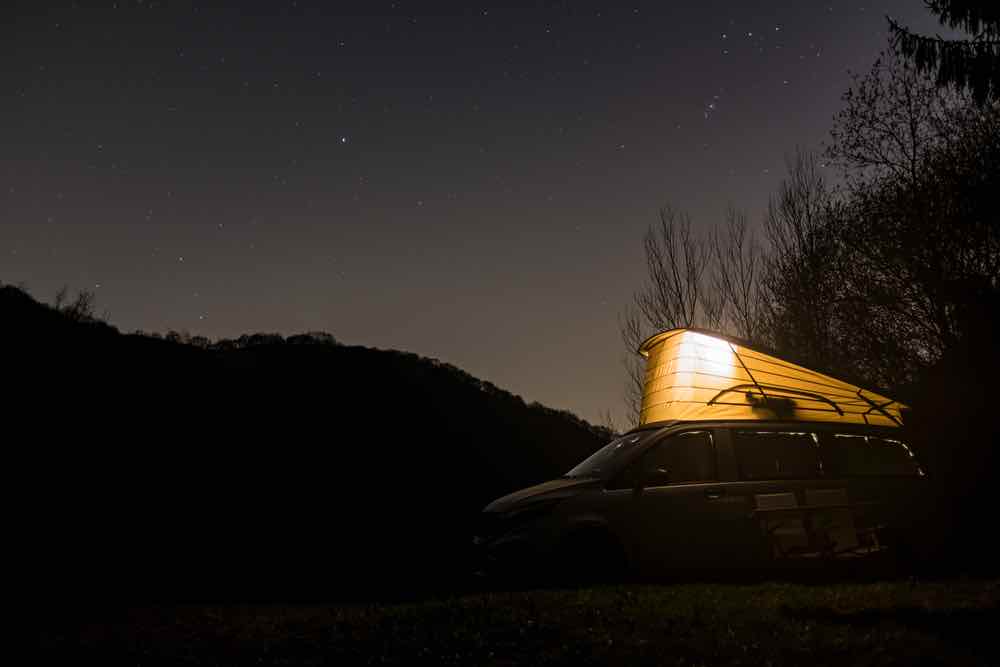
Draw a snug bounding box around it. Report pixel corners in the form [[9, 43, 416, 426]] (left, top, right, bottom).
[[705, 489, 725, 500]]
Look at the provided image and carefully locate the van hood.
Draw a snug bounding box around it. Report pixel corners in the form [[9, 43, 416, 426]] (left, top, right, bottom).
[[484, 477, 600, 514]]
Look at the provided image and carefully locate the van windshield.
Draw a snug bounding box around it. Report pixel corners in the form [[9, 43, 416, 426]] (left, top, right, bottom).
[[566, 433, 648, 479]]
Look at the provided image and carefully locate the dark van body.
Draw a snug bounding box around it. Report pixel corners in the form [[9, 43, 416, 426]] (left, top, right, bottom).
[[476, 420, 926, 578]]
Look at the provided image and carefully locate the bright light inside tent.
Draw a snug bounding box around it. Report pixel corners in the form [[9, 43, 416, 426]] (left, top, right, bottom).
[[685, 331, 736, 378]]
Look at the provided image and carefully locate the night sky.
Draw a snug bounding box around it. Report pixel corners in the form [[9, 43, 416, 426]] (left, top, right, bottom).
[[5, 1, 944, 425]]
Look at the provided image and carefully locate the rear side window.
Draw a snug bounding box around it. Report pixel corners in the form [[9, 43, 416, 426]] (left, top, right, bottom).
[[734, 431, 821, 480], [824, 434, 922, 477]]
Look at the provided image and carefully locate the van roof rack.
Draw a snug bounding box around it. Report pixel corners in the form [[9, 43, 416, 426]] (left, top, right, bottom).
[[707, 383, 845, 416]]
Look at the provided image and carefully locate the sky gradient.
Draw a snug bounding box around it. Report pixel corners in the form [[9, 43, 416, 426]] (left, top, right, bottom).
[[4, 1, 946, 425]]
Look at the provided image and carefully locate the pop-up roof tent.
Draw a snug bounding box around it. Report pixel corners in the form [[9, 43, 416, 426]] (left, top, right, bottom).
[[637, 329, 906, 427]]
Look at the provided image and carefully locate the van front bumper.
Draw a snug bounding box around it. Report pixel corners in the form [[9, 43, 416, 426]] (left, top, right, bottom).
[[472, 512, 555, 578]]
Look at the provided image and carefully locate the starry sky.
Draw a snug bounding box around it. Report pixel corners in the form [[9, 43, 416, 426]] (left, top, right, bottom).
[[4, 1, 945, 425]]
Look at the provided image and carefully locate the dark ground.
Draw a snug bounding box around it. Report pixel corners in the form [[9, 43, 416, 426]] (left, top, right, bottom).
[[36, 579, 1000, 666]]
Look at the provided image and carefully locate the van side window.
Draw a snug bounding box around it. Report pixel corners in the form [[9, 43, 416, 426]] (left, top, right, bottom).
[[734, 431, 821, 480], [641, 431, 717, 485], [824, 434, 923, 477]]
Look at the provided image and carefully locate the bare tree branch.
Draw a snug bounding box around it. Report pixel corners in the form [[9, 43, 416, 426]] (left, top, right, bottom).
[[710, 206, 765, 343]]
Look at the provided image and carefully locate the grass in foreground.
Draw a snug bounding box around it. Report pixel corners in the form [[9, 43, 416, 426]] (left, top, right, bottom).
[[37, 579, 999, 666]]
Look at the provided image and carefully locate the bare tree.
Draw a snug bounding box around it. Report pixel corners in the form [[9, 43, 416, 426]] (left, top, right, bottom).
[[710, 207, 766, 344], [827, 51, 1000, 386], [618, 200, 786, 425], [621, 40, 998, 420], [52, 285, 104, 323], [597, 408, 621, 437], [632, 206, 715, 332], [759, 150, 846, 372], [618, 303, 646, 427], [618, 206, 720, 427], [53, 285, 69, 310], [62, 289, 98, 322], [827, 51, 972, 189]]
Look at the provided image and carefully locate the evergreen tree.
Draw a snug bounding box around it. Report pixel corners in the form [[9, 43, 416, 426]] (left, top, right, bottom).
[[889, 1, 1000, 104]]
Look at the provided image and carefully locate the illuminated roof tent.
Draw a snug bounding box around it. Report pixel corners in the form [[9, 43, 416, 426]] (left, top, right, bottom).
[[637, 329, 906, 427]]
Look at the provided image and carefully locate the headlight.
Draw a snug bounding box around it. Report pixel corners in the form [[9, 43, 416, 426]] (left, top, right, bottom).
[[475, 498, 562, 546]]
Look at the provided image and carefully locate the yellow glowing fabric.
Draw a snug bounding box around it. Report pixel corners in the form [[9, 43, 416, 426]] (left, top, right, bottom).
[[637, 329, 906, 427]]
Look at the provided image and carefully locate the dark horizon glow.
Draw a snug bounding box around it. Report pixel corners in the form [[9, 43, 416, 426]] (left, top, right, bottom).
[[3, 1, 944, 425]]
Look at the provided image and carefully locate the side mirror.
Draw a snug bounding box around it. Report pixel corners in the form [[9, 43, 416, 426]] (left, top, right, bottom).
[[634, 466, 671, 494], [646, 466, 672, 486]]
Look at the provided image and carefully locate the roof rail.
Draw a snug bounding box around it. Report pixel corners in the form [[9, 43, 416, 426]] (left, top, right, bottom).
[[855, 389, 903, 427], [707, 383, 845, 416]]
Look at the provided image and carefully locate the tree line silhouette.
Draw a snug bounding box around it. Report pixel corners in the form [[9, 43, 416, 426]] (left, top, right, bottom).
[[621, 31, 999, 573], [3, 283, 611, 599]]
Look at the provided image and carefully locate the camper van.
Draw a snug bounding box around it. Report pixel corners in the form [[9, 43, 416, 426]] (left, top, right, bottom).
[[475, 329, 926, 578]]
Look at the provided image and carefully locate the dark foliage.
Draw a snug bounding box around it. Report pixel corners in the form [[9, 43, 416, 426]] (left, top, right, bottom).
[[623, 48, 999, 576], [3, 285, 609, 600], [902, 289, 1000, 574], [823, 60, 1000, 571], [889, 1, 1000, 104], [824, 56, 1000, 392]]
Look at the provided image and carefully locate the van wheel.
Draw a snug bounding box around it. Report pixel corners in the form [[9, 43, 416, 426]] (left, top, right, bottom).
[[554, 529, 628, 585]]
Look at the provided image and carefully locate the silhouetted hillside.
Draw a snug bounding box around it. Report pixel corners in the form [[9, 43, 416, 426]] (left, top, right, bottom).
[[3, 285, 611, 599]]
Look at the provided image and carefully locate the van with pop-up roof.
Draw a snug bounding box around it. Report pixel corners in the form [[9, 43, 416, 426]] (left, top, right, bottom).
[[475, 329, 926, 578]]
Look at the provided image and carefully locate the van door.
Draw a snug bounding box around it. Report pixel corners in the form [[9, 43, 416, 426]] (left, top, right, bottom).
[[618, 430, 733, 573], [727, 429, 830, 559], [818, 431, 926, 556]]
